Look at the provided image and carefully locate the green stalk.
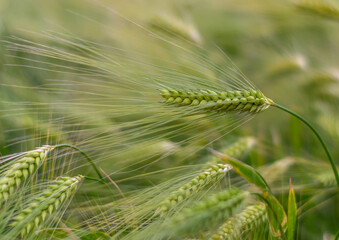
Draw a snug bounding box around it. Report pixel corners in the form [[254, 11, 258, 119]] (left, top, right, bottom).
[[54, 144, 104, 180], [274, 103, 339, 188]]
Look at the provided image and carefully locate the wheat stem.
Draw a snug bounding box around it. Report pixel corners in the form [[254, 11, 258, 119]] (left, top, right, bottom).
[[274, 103, 339, 188]]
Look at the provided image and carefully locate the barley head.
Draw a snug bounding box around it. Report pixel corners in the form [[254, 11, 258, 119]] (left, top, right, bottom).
[[167, 188, 247, 237], [0, 145, 54, 202], [160, 89, 274, 113], [158, 164, 232, 213], [208, 137, 256, 164], [210, 203, 267, 240], [11, 175, 83, 238]]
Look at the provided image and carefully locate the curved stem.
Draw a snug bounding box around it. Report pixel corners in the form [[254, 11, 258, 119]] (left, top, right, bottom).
[[54, 144, 104, 180], [274, 103, 339, 188]]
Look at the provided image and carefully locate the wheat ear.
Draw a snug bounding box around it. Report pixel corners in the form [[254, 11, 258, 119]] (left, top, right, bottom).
[[160, 89, 274, 113], [0, 145, 54, 202], [315, 169, 338, 187], [167, 188, 247, 237], [294, 0, 339, 20], [208, 137, 256, 165], [160, 88, 339, 187], [11, 175, 83, 237], [210, 204, 267, 240], [157, 164, 232, 213]]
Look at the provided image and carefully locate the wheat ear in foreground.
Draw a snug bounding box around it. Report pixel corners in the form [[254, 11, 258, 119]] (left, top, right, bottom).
[[0, 145, 54, 202], [160, 88, 274, 113], [10, 175, 83, 238], [160, 87, 339, 187]]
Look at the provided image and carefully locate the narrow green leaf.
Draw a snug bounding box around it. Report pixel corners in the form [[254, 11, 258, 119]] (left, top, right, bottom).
[[217, 152, 287, 238], [287, 182, 297, 240], [262, 192, 288, 239], [217, 153, 271, 193]]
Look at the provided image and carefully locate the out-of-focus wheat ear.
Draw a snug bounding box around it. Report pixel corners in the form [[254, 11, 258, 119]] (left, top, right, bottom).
[[10, 175, 83, 238], [148, 13, 202, 44], [0, 145, 54, 202], [165, 188, 247, 237], [303, 70, 339, 100], [157, 164, 232, 213], [160, 88, 274, 114], [208, 137, 256, 164], [266, 54, 308, 78], [314, 169, 338, 187], [210, 204, 267, 240], [294, 0, 339, 20]]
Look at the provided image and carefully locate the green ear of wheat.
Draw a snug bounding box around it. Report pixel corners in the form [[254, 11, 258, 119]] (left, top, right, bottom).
[[208, 137, 256, 165], [210, 204, 267, 240], [166, 188, 247, 237], [10, 175, 83, 238], [160, 89, 274, 113], [0, 145, 54, 202], [157, 164, 232, 213]]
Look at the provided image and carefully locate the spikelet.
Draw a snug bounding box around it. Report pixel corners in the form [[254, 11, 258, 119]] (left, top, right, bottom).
[[208, 137, 256, 164], [294, 0, 339, 20], [10, 175, 83, 238], [210, 204, 267, 240], [167, 188, 247, 237], [0, 145, 54, 202], [157, 164, 232, 213], [160, 89, 274, 113]]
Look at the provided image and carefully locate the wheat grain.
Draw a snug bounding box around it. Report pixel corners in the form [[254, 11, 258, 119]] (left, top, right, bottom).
[[11, 175, 83, 237], [0, 145, 54, 202], [210, 203, 267, 240], [160, 89, 274, 113]]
